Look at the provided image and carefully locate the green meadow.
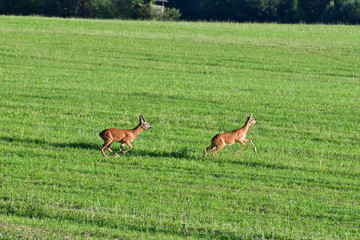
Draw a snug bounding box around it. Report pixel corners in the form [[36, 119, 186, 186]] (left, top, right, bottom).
[[0, 16, 359, 239]]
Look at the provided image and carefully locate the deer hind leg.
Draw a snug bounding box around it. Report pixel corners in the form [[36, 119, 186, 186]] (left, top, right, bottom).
[[203, 145, 216, 156], [100, 140, 113, 158], [122, 141, 133, 154], [211, 142, 225, 158]]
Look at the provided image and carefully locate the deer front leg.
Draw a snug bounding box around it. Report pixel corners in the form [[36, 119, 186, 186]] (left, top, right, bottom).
[[106, 145, 120, 158], [119, 143, 125, 153], [236, 141, 246, 152], [105, 147, 120, 158], [122, 141, 133, 154], [249, 139, 256, 152], [244, 139, 256, 152]]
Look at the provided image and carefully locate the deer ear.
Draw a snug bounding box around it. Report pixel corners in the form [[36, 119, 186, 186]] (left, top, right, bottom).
[[244, 112, 249, 118], [139, 115, 143, 123], [140, 114, 146, 122], [250, 113, 253, 118]]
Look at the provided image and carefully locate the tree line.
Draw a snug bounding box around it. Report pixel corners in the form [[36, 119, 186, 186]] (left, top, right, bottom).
[[168, 0, 360, 24], [0, 0, 179, 19], [1, 0, 360, 24]]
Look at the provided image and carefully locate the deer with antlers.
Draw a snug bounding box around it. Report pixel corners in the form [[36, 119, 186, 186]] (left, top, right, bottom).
[[203, 113, 257, 158], [99, 114, 151, 158]]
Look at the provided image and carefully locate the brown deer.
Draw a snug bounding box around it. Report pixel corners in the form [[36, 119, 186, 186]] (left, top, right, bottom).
[[99, 114, 151, 158], [203, 113, 257, 158]]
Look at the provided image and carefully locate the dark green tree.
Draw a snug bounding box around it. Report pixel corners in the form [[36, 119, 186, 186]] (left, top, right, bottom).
[[298, 0, 330, 22], [276, 0, 299, 22]]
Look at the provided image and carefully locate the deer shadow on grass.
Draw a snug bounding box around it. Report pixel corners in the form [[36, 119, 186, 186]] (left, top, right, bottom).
[[127, 148, 192, 159], [1, 136, 192, 159], [1, 136, 98, 151]]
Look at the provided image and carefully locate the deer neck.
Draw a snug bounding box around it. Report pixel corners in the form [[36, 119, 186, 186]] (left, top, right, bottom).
[[132, 124, 143, 137], [240, 120, 251, 133]]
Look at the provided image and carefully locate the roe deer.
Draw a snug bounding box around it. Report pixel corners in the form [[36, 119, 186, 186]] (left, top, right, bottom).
[[203, 113, 257, 158], [99, 114, 151, 158]]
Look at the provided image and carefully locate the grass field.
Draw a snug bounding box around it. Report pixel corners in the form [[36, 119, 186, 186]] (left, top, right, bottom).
[[0, 15, 359, 239]]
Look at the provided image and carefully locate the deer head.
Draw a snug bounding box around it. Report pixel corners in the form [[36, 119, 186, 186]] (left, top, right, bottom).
[[139, 114, 152, 130], [245, 113, 257, 125]]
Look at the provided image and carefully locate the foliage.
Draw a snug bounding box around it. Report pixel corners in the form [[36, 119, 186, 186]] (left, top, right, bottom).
[[1, 16, 360, 239], [0, 0, 173, 20], [155, 7, 181, 20], [276, 0, 299, 23], [167, 0, 360, 23], [322, 0, 360, 23], [297, 0, 330, 23], [1, 0, 360, 23]]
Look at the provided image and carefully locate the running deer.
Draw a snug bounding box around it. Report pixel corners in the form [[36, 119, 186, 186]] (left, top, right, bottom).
[[99, 114, 151, 158], [203, 113, 257, 158]]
